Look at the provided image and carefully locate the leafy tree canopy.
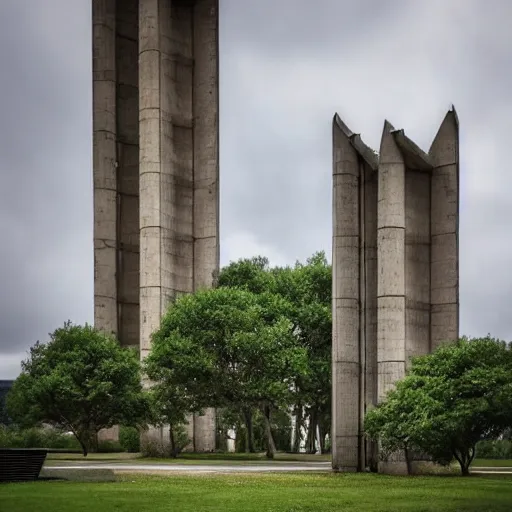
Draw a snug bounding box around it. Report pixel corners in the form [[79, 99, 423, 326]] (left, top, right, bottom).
[[365, 336, 512, 475], [144, 287, 309, 457], [219, 252, 332, 453], [7, 321, 149, 456]]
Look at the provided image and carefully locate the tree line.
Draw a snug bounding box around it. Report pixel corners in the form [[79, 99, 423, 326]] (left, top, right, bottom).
[[5, 253, 331, 458], [4, 252, 512, 475]]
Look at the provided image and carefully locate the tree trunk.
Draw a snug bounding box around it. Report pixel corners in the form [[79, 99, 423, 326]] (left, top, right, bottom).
[[90, 432, 99, 453], [169, 424, 178, 458], [243, 408, 255, 453], [404, 445, 412, 476], [306, 409, 317, 454], [292, 407, 302, 452], [263, 405, 276, 459], [318, 422, 325, 455], [79, 438, 88, 457], [454, 446, 474, 476]]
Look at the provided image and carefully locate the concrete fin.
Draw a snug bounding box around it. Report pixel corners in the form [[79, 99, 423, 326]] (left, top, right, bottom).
[[392, 129, 433, 171], [379, 120, 402, 163], [333, 113, 379, 171], [333, 113, 354, 138], [351, 134, 379, 171], [428, 107, 459, 166]]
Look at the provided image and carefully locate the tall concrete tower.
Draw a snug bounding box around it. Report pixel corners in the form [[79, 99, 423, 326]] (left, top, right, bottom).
[[331, 109, 459, 473], [92, 0, 219, 451]]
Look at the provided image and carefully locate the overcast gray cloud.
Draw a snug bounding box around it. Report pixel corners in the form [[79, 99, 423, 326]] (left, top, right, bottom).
[[1, 0, 511, 378]]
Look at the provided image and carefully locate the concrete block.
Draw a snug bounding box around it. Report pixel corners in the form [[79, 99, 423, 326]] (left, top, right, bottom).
[[332, 299, 360, 363], [140, 227, 161, 288], [333, 174, 359, 237], [377, 296, 406, 363], [194, 236, 218, 290], [333, 236, 359, 300], [377, 227, 405, 296]]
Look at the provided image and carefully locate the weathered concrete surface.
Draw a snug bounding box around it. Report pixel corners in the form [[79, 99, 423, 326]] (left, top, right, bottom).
[[93, 0, 118, 337], [377, 121, 406, 402], [429, 108, 459, 350], [93, 0, 219, 450], [331, 110, 460, 474], [331, 116, 378, 472]]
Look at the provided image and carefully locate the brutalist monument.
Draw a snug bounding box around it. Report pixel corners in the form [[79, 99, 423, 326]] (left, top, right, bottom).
[[92, 0, 219, 451], [331, 109, 459, 473]]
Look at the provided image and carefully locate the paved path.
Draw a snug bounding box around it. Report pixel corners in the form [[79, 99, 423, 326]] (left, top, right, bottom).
[[47, 462, 331, 473], [45, 462, 511, 475]]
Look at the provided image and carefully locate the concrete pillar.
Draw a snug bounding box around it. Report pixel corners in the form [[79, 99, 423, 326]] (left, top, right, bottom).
[[331, 117, 379, 471], [116, 0, 140, 349], [93, 0, 219, 450], [138, 0, 218, 452], [192, 0, 220, 452], [332, 116, 361, 472], [429, 108, 459, 349], [362, 163, 378, 469], [390, 129, 434, 366], [377, 121, 406, 401], [404, 167, 431, 366], [331, 110, 460, 474], [93, 0, 117, 336]]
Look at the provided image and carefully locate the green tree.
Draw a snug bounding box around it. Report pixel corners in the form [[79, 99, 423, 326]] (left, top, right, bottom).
[[144, 287, 308, 458], [365, 336, 512, 475], [7, 321, 150, 456], [221, 253, 332, 453], [272, 252, 332, 453], [145, 380, 201, 457]]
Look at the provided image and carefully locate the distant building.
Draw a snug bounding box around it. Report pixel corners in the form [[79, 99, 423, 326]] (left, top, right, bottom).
[[0, 380, 14, 425]]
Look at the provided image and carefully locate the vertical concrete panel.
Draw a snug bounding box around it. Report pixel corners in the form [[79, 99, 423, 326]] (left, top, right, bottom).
[[405, 171, 430, 366], [192, 0, 220, 453], [139, 0, 163, 366], [363, 166, 378, 468], [429, 109, 459, 349], [116, 1, 140, 347], [138, 0, 219, 452], [377, 122, 406, 401], [93, 0, 117, 335], [161, 2, 194, 304], [332, 119, 360, 471]]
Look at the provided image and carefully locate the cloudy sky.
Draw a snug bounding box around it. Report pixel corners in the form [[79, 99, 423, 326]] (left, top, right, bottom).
[[1, 0, 511, 378]]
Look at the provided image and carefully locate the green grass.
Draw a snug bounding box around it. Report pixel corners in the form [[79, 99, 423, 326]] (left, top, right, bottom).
[[1, 473, 512, 512], [472, 459, 512, 467]]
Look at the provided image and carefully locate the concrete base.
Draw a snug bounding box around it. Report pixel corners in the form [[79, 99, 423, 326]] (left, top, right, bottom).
[[97, 425, 120, 443], [332, 466, 358, 473]]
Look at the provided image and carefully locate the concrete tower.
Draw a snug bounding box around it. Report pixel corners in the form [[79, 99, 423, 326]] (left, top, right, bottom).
[[331, 109, 459, 473], [92, 0, 219, 451]]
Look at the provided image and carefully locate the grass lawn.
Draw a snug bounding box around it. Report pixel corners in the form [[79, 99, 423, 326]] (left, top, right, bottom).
[[1, 473, 512, 512], [472, 459, 512, 467]]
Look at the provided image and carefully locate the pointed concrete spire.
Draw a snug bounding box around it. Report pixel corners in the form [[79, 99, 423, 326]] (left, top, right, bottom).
[[332, 112, 362, 472], [429, 106, 459, 350], [379, 120, 402, 164], [332, 114, 359, 179], [429, 107, 459, 167], [333, 114, 379, 170]]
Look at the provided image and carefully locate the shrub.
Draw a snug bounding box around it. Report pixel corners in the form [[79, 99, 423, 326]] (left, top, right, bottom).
[[120, 426, 140, 453], [0, 425, 80, 450], [476, 439, 512, 460], [140, 426, 190, 458], [97, 439, 123, 453]]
